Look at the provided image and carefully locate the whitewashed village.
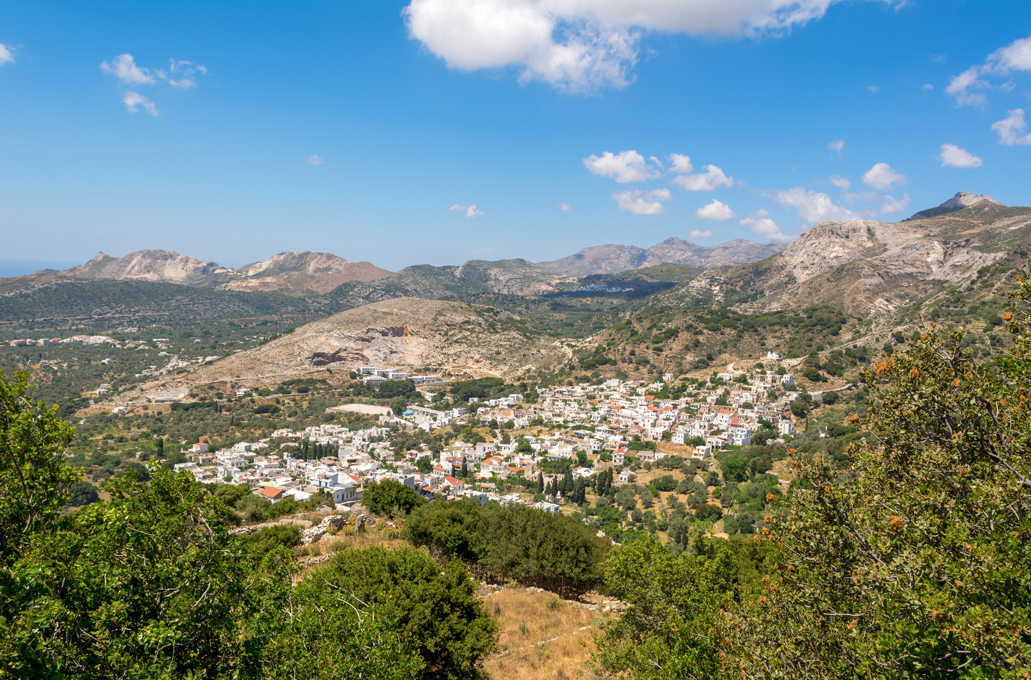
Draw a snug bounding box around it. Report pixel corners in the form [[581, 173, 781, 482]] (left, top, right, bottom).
[[168, 356, 808, 533]]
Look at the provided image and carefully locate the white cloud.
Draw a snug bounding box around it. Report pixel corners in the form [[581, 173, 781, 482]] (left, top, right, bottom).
[[985, 34, 1031, 75], [672, 164, 733, 191], [991, 108, 1031, 146], [921, 83, 934, 91], [939, 144, 983, 168], [612, 188, 670, 215], [558, 201, 571, 211], [583, 150, 659, 183], [947, 34, 1031, 107], [740, 209, 790, 241], [862, 162, 907, 191], [829, 175, 851, 190], [879, 193, 910, 215], [0, 43, 14, 65], [101, 53, 157, 85], [101, 54, 207, 115], [307, 155, 325, 166], [165, 59, 208, 90], [668, 153, 693, 174], [404, 0, 900, 92], [450, 203, 485, 218], [827, 139, 845, 155], [695, 199, 736, 221], [771, 188, 859, 223], [689, 229, 712, 239], [122, 91, 158, 116], [945, 67, 988, 107]]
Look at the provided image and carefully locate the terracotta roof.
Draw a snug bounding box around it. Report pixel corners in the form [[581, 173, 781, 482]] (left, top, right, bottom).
[[257, 487, 283, 499]]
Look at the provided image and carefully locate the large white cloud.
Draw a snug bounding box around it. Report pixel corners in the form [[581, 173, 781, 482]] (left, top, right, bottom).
[[939, 144, 983, 168], [695, 199, 736, 220], [862, 162, 906, 191], [991, 109, 1031, 146], [771, 188, 858, 223], [673, 164, 733, 191], [583, 150, 659, 182], [0, 43, 14, 65], [404, 0, 899, 92], [740, 209, 790, 241], [613, 188, 670, 215], [947, 33, 1031, 107]]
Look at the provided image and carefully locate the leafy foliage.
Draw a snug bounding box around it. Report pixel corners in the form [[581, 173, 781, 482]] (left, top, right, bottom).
[[406, 499, 609, 591], [722, 272, 1031, 678], [362, 479, 426, 519]]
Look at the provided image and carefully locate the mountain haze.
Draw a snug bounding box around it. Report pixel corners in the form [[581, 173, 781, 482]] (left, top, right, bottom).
[[537, 237, 786, 277]]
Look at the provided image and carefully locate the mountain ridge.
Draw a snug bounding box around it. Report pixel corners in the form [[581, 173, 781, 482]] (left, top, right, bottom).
[[536, 236, 787, 277]]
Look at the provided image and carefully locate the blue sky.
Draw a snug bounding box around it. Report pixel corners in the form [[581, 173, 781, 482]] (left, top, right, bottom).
[[1, 0, 1030, 274]]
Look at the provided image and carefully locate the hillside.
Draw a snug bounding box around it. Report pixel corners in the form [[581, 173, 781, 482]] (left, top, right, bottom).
[[230, 251, 391, 294], [329, 259, 573, 307], [648, 197, 1030, 321], [0, 279, 321, 329], [12, 249, 393, 297], [904, 191, 1004, 221], [537, 237, 786, 277], [61, 250, 237, 286], [115, 298, 567, 399]]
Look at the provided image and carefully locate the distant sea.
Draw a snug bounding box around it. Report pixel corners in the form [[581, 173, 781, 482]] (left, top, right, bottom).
[[0, 259, 79, 277]]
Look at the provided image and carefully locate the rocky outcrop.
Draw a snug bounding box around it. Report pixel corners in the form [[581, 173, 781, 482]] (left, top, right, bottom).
[[63, 250, 237, 286], [54, 249, 392, 295], [111, 298, 567, 401], [906, 192, 1005, 221], [230, 251, 392, 293]]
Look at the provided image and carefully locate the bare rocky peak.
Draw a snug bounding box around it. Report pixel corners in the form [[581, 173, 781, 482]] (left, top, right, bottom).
[[62, 250, 232, 285], [905, 192, 1005, 221], [53, 249, 392, 294], [239, 251, 353, 276], [772, 219, 928, 286]]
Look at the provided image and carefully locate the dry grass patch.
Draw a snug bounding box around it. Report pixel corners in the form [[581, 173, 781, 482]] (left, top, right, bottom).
[[482, 588, 613, 680]]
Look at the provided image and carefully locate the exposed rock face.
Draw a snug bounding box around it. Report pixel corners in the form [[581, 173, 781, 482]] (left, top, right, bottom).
[[906, 192, 1005, 221], [116, 299, 566, 399], [63, 250, 236, 286], [230, 251, 392, 294], [55, 249, 392, 295], [765, 220, 926, 287], [738, 218, 1005, 318], [537, 237, 786, 277]]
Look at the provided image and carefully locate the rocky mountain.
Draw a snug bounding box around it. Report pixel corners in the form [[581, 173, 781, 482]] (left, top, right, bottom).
[[537, 237, 786, 277], [43, 249, 392, 296], [118, 299, 566, 398], [230, 251, 391, 294], [62, 250, 237, 287], [652, 197, 1031, 320], [905, 192, 1005, 221]]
